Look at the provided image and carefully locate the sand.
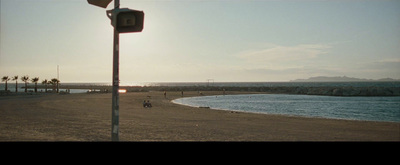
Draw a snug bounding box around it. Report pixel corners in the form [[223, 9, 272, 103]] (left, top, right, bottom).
[[0, 91, 399, 141]]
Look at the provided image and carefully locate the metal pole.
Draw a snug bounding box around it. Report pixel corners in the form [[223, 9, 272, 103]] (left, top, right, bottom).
[[57, 65, 59, 80], [111, 0, 120, 141]]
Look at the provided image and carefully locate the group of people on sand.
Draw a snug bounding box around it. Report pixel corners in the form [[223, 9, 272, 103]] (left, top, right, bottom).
[[143, 100, 152, 108]]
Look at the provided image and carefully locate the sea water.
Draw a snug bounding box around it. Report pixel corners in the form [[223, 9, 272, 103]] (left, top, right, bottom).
[[172, 94, 400, 122]]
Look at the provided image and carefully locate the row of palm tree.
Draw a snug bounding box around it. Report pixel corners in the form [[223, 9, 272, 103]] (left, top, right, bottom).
[[2, 76, 60, 93]]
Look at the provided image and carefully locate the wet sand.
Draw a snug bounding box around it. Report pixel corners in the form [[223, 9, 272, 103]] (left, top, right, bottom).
[[0, 91, 398, 141]]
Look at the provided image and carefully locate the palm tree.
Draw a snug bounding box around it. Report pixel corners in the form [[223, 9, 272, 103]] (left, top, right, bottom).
[[1, 76, 10, 91], [21, 76, 29, 93], [42, 79, 48, 93], [50, 78, 60, 93], [31, 77, 39, 93], [12, 76, 18, 92]]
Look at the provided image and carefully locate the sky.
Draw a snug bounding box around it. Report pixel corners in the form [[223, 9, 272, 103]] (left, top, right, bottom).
[[1, 0, 400, 83]]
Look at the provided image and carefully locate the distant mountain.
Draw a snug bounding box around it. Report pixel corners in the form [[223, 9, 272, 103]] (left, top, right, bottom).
[[290, 76, 400, 82], [376, 78, 400, 81]]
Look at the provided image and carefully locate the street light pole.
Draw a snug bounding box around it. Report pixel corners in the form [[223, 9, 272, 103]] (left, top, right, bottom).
[[111, 0, 120, 141], [88, 0, 144, 141]]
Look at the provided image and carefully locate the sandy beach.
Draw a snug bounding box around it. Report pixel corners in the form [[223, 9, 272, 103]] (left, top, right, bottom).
[[0, 91, 399, 141]]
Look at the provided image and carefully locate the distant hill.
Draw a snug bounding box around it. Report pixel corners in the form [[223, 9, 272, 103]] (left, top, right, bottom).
[[290, 76, 400, 82]]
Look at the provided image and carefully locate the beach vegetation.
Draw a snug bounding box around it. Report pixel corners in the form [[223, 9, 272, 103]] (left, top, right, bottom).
[[2, 75, 61, 93], [31, 77, 40, 93], [12, 76, 18, 92], [42, 79, 49, 93], [50, 78, 60, 93], [1, 76, 10, 91], [21, 76, 30, 93]]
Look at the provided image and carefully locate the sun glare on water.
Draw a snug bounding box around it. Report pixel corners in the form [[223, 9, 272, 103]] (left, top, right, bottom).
[[118, 89, 127, 93]]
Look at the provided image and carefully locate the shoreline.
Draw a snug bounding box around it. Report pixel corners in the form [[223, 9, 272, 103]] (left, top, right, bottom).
[[0, 91, 399, 141], [171, 93, 400, 123], [173, 101, 400, 124]]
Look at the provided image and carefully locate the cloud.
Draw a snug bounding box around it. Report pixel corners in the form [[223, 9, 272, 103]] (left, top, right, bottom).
[[377, 58, 400, 63], [237, 43, 331, 64], [236, 66, 348, 81], [355, 58, 400, 79]]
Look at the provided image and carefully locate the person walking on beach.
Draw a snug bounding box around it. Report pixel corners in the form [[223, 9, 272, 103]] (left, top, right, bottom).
[[164, 91, 167, 98]]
